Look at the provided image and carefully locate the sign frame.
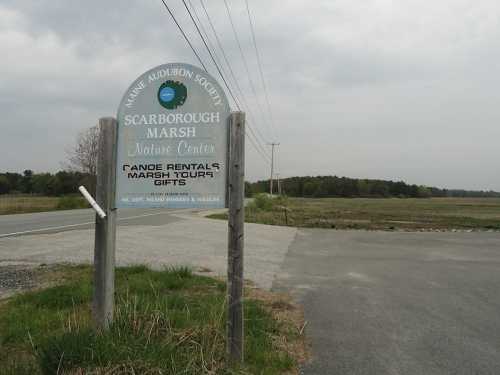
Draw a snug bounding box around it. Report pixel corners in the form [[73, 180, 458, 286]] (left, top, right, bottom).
[[115, 63, 231, 209]]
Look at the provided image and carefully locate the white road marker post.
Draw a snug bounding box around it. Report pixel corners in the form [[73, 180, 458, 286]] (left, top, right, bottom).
[[227, 111, 245, 364], [93, 117, 118, 330], [78, 186, 106, 219]]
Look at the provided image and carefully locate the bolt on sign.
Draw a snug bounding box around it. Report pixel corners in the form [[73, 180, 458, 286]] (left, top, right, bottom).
[[116, 63, 230, 208]]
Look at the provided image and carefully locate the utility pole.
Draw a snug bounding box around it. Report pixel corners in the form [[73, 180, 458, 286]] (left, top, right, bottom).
[[268, 142, 279, 195], [276, 173, 281, 195]]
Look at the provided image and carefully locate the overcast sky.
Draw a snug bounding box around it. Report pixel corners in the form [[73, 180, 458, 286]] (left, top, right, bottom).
[[1, 0, 499, 190]]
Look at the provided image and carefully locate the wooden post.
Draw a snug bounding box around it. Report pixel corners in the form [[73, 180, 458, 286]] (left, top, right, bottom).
[[227, 111, 245, 364], [93, 117, 117, 330]]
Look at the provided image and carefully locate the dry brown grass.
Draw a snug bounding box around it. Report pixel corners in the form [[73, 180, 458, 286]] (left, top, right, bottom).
[[0, 195, 88, 215], [0, 195, 61, 214], [246, 284, 310, 373], [210, 197, 500, 231]]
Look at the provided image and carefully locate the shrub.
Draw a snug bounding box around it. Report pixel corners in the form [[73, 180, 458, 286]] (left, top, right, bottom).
[[274, 195, 288, 206], [252, 193, 274, 211]]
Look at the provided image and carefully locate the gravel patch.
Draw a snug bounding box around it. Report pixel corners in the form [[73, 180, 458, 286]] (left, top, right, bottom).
[[0, 262, 43, 299]]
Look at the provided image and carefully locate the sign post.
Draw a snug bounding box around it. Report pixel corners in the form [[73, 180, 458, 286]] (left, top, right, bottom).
[[93, 117, 117, 330], [227, 111, 245, 363], [91, 63, 245, 364]]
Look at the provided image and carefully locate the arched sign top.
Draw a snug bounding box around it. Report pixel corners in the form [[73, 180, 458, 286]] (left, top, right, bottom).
[[115, 63, 231, 208], [117, 63, 230, 117]]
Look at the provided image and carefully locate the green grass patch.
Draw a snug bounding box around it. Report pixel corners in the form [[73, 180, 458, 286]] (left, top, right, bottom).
[[0, 265, 303, 374], [208, 196, 500, 231]]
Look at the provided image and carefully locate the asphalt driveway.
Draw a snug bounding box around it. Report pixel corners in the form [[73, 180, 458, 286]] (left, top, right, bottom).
[[273, 229, 500, 375]]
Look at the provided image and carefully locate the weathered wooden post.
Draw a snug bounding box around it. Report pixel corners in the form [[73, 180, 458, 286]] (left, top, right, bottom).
[[93, 117, 117, 330], [227, 111, 245, 364]]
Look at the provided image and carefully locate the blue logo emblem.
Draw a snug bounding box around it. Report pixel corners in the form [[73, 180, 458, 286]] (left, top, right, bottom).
[[159, 87, 175, 102], [157, 80, 187, 109]]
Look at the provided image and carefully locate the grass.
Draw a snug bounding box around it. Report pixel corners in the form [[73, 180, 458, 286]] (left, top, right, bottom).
[[0, 265, 305, 374], [208, 195, 500, 231], [0, 195, 89, 215]]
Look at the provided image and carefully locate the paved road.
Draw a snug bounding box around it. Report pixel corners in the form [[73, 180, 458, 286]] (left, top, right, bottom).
[[273, 229, 500, 375], [0, 199, 253, 238], [0, 208, 184, 237], [0, 209, 296, 290]]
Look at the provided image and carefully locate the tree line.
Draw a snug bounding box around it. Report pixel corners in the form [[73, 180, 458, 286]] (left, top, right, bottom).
[[1, 125, 497, 199], [246, 176, 500, 198], [2, 171, 499, 199], [0, 170, 94, 196]]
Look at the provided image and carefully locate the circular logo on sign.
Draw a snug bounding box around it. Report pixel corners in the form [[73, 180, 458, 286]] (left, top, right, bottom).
[[157, 80, 187, 110]]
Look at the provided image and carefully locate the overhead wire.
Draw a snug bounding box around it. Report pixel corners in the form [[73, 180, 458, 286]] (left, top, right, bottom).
[[180, 0, 271, 163], [193, 0, 270, 151], [244, 0, 277, 140], [181, 0, 240, 110], [222, 0, 273, 140], [159, 0, 208, 72], [158, 0, 271, 165], [199, 0, 246, 106]]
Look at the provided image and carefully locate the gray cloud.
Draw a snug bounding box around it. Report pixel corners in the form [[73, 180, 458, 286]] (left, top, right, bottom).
[[1, 0, 499, 190]]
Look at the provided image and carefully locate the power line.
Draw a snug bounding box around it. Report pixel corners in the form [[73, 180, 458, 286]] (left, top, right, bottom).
[[186, 0, 226, 80], [180, 0, 271, 162], [199, 0, 247, 106], [196, 0, 270, 149], [246, 128, 272, 165], [181, 0, 240, 111], [244, 0, 277, 140], [157, 0, 271, 165], [222, 0, 273, 140], [159, 0, 208, 71]]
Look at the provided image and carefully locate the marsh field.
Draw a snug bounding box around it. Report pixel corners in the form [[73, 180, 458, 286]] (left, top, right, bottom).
[[210, 197, 500, 231]]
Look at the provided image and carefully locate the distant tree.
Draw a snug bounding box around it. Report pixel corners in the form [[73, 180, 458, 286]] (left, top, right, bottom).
[[303, 181, 318, 196], [371, 180, 389, 197], [32, 173, 55, 196], [357, 179, 371, 197], [245, 181, 258, 197], [389, 181, 408, 197], [0, 175, 10, 194], [408, 184, 420, 198], [3, 173, 22, 193], [20, 170, 34, 193], [313, 183, 328, 198], [417, 186, 431, 198], [64, 125, 99, 193], [52, 171, 86, 196]]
